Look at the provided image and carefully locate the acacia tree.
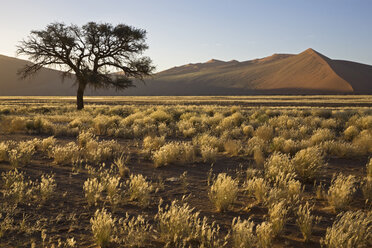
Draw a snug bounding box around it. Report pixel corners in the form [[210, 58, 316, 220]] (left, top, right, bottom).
[[17, 22, 154, 109]]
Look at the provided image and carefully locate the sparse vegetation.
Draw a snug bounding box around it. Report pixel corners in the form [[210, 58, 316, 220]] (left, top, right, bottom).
[[0, 96, 371, 247]]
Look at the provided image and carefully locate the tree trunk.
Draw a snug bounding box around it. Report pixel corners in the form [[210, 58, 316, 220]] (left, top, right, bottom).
[[76, 81, 86, 110]]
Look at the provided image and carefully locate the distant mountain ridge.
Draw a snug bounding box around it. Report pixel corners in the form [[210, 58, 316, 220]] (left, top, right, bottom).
[[0, 48, 371, 95]]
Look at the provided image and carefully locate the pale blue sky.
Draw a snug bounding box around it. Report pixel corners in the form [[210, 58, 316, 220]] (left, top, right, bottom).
[[1, 0, 371, 71]]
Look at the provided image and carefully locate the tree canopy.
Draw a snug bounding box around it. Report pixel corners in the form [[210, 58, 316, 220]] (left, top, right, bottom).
[[17, 22, 155, 109]]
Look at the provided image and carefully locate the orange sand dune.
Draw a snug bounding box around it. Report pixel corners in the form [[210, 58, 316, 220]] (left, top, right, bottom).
[[0, 48, 371, 95]]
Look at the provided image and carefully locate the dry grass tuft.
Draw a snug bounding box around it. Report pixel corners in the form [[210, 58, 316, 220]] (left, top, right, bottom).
[[321, 210, 372, 248], [209, 173, 239, 212], [327, 173, 357, 212], [90, 208, 116, 248]]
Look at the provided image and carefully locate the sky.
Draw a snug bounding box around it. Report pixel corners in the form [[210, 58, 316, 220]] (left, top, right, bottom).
[[1, 0, 372, 72]]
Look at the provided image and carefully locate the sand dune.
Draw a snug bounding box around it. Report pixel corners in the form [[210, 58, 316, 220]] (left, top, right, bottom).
[[0, 55, 76, 95], [0, 48, 371, 95]]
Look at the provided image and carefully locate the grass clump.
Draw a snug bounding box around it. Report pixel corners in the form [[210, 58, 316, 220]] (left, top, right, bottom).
[[83, 178, 105, 207], [200, 145, 218, 163], [127, 174, 153, 207], [231, 217, 256, 248], [0, 142, 9, 162], [209, 173, 239, 212], [8, 141, 36, 168], [52, 142, 80, 165], [327, 173, 357, 212], [292, 147, 325, 181], [321, 210, 372, 248], [1, 169, 35, 205], [39, 136, 56, 154], [268, 200, 288, 237], [143, 135, 166, 153], [39, 173, 57, 202], [367, 158, 372, 180], [353, 130, 372, 155], [224, 139, 242, 156], [117, 213, 153, 247], [105, 174, 122, 208], [245, 177, 269, 203], [255, 124, 274, 141], [152, 142, 182, 167], [256, 221, 274, 248], [193, 133, 224, 152], [90, 208, 116, 248], [296, 202, 320, 242], [343, 125, 359, 141], [264, 152, 294, 180], [113, 154, 130, 178], [310, 128, 334, 145], [152, 141, 196, 167], [156, 199, 224, 247]]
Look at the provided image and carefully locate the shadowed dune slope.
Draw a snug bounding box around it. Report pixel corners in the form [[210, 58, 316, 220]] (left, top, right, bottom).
[[0, 55, 76, 95], [0, 48, 371, 95]]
